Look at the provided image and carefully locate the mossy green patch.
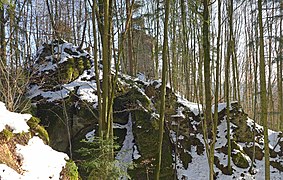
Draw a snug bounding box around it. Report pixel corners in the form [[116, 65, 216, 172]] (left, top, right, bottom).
[[27, 117, 49, 144], [77, 58, 85, 74], [65, 159, 79, 180], [0, 129, 14, 141], [232, 151, 249, 168], [57, 56, 91, 84], [114, 87, 151, 113]]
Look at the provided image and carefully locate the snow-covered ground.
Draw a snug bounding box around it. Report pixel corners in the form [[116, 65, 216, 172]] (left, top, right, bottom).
[[0, 102, 68, 180]]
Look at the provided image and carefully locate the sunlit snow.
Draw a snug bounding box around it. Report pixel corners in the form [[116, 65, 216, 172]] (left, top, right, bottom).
[[0, 102, 31, 133], [0, 101, 68, 180]]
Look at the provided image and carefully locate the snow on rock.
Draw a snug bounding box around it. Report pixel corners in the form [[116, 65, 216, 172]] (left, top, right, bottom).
[[170, 99, 283, 179], [136, 72, 146, 82], [16, 136, 68, 180], [133, 145, 141, 160], [0, 137, 68, 180], [171, 107, 186, 119], [212, 101, 238, 113], [0, 102, 31, 133], [177, 95, 202, 116], [116, 113, 135, 161], [34, 40, 89, 74], [115, 113, 136, 179], [28, 40, 101, 105], [85, 129, 96, 142], [247, 117, 282, 152]]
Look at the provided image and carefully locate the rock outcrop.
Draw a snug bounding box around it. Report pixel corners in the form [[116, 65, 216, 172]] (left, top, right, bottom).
[[28, 40, 283, 179]]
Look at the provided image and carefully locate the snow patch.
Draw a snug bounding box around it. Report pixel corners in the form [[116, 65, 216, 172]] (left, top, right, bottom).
[[16, 136, 68, 179], [116, 113, 135, 179], [177, 95, 202, 116], [0, 102, 31, 133]]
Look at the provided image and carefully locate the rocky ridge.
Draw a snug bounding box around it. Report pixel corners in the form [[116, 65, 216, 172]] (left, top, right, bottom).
[[28, 40, 283, 179]]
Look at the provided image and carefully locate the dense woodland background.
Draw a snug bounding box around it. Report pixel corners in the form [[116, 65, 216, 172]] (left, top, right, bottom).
[[0, 0, 282, 179]]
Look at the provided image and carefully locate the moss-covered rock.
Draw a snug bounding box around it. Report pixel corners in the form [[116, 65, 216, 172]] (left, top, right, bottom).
[[232, 151, 249, 169], [114, 87, 151, 113], [32, 40, 92, 90], [35, 99, 98, 152], [27, 117, 49, 144], [128, 110, 174, 179], [64, 160, 79, 180], [179, 150, 192, 169], [243, 145, 264, 160], [270, 160, 283, 171]]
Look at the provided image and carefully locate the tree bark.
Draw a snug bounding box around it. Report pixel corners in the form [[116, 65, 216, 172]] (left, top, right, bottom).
[[258, 0, 270, 178], [155, 0, 169, 178], [0, 6, 6, 66], [126, 0, 134, 76], [202, 0, 215, 179]]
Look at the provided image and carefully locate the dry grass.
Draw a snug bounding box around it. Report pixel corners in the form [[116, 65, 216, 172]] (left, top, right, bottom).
[[0, 128, 30, 174]]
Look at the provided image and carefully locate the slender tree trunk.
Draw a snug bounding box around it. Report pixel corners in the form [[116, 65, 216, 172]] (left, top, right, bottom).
[[91, 2, 102, 137], [279, 9, 283, 130], [211, 0, 222, 179], [154, 0, 159, 79], [72, 0, 76, 44], [225, 0, 234, 174], [258, 0, 270, 179], [0, 7, 6, 66], [202, 0, 214, 179], [101, 0, 110, 138], [155, 0, 169, 178], [45, 0, 58, 38], [249, 17, 258, 174], [126, 0, 133, 76], [171, 2, 177, 92]]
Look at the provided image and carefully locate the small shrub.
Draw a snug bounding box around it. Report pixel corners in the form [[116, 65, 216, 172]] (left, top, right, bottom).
[[77, 136, 130, 180]]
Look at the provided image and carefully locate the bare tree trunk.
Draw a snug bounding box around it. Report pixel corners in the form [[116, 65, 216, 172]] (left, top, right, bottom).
[[0, 7, 6, 66], [154, 0, 159, 79], [202, 0, 215, 179], [211, 0, 222, 179], [279, 7, 283, 130], [126, 0, 134, 76], [101, 0, 110, 138], [155, 0, 169, 178], [258, 0, 270, 178], [91, 1, 102, 137]]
